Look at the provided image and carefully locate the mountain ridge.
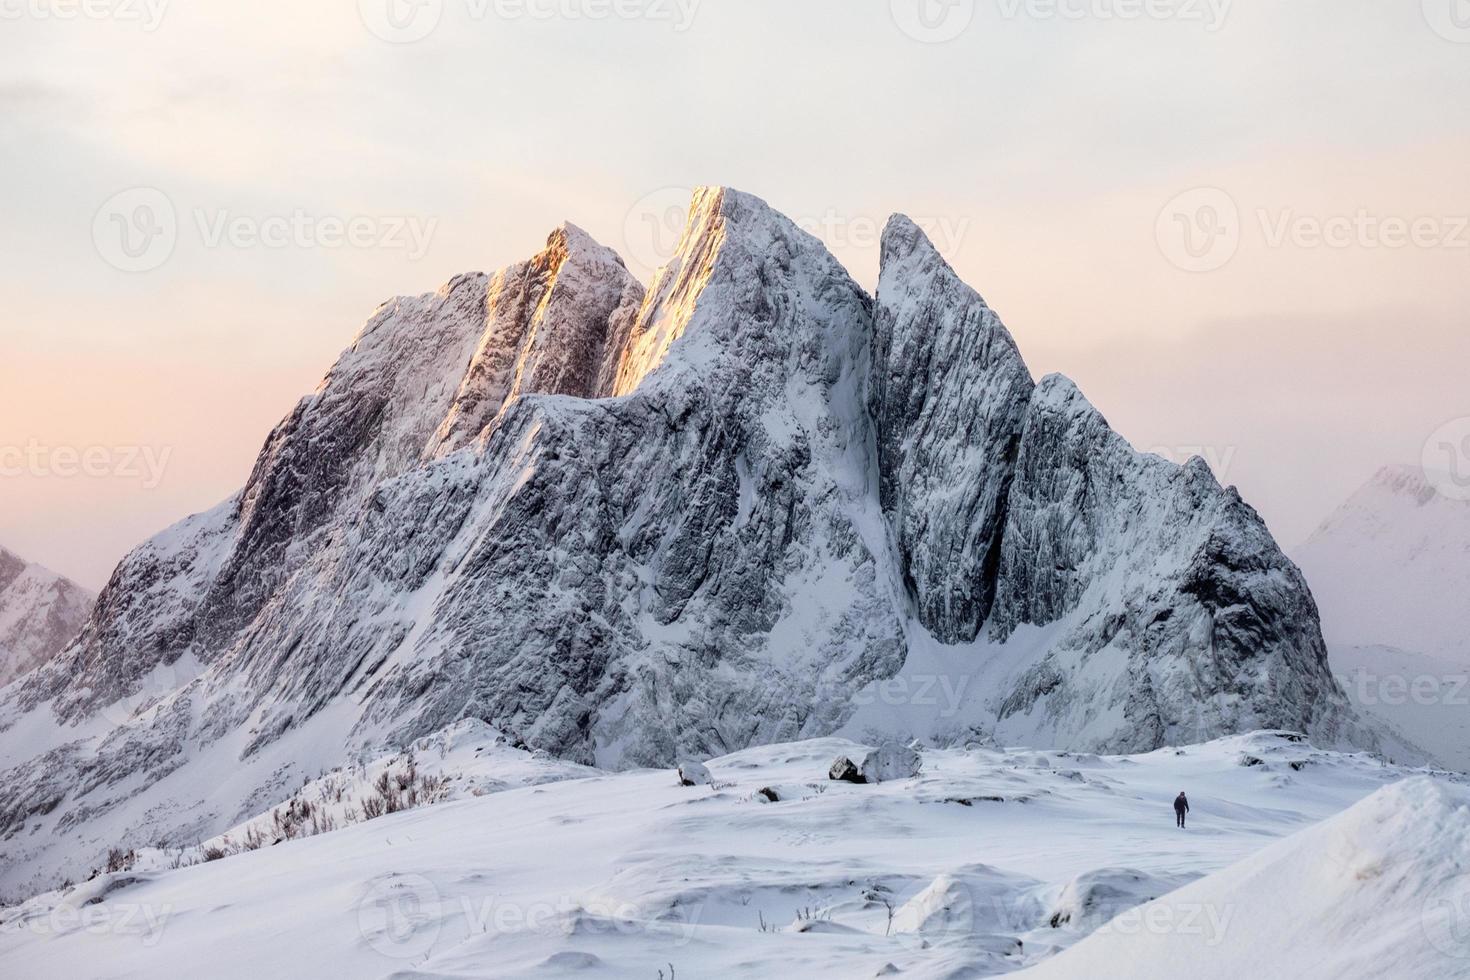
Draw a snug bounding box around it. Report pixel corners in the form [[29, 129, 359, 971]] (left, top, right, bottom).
[[1296, 463, 1470, 665], [0, 186, 1387, 898], [0, 547, 94, 689]]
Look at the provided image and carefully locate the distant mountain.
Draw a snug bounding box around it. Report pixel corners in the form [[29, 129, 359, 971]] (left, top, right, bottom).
[[1295, 465, 1470, 665], [0, 187, 1381, 899], [0, 547, 93, 688], [1327, 643, 1470, 772]]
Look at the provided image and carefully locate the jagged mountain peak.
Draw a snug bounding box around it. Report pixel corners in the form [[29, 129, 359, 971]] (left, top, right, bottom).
[[609, 184, 870, 399], [1295, 462, 1470, 665], [871, 212, 1034, 643], [1365, 462, 1448, 505], [0, 546, 94, 689], [0, 186, 1386, 901]]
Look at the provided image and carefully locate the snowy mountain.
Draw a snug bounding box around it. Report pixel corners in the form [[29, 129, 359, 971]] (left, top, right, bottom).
[[1328, 643, 1470, 773], [0, 547, 93, 688], [1, 732, 1462, 979], [1296, 464, 1470, 665], [0, 187, 1383, 900]]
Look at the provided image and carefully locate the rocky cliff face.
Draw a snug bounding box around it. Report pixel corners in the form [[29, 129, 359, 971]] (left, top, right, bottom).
[[0, 187, 1379, 898], [0, 548, 93, 688], [871, 217, 1034, 644]]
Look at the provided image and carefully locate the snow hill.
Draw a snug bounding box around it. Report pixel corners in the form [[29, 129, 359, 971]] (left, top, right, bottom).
[[0, 187, 1388, 900], [1026, 776, 1470, 979], [0, 547, 93, 688], [0, 732, 1461, 979], [1296, 464, 1470, 665]]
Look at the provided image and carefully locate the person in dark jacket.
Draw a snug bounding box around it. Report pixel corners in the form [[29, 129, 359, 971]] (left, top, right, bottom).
[[1174, 792, 1190, 828]]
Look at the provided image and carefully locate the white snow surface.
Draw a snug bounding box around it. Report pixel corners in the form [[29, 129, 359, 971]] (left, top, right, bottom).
[[1026, 775, 1470, 979], [2, 731, 1464, 980]]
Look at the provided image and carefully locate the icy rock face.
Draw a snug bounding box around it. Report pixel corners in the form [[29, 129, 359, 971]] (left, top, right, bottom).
[[871, 217, 1033, 643], [356, 187, 905, 765], [0, 186, 1378, 897], [873, 220, 1368, 755], [0, 188, 909, 893], [0, 548, 93, 688], [984, 375, 1367, 752], [428, 223, 645, 456]]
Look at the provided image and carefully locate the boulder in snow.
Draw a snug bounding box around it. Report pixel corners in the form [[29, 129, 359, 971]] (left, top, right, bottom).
[[829, 744, 922, 784], [677, 760, 712, 787]]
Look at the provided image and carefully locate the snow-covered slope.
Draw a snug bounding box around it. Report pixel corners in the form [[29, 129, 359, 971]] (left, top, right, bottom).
[[1026, 775, 1470, 980], [0, 548, 93, 688], [0, 733, 1460, 979], [1296, 464, 1470, 665], [0, 187, 1379, 901]]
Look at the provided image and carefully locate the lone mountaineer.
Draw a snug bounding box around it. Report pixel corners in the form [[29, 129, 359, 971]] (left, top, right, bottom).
[[1174, 791, 1190, 829]]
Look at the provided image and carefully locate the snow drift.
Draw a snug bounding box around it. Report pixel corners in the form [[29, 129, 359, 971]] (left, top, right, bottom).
[[1026, 776, 1470, 979]]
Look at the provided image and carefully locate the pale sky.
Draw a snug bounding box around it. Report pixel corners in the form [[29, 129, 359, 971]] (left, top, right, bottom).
[[2, 0, 1468, 589]]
